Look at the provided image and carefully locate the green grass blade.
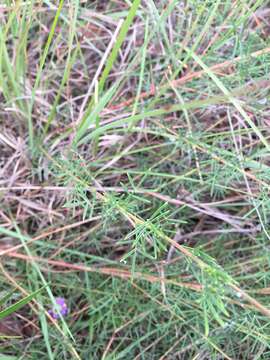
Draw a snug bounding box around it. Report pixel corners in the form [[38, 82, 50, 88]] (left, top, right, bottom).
[[184, 47, 270, 151], [74, 81, 120, 146], [28, 0, 64, 151], [98, 0, 141, 93], [0, 289, 16, 307], [0, 286, 45, 320], [77, 0, 141, 127], [44, 0, 79, 134]]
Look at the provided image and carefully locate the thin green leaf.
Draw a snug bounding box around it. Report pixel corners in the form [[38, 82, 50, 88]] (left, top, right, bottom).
[[0, 289, 16, 307], [0, 286, 46, 320]]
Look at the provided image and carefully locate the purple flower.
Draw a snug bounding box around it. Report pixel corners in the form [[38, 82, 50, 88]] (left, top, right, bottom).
[[48, 297, 68, 319]]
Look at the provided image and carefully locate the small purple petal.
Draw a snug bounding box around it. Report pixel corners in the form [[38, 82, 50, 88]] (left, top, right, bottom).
[[48, 309, 60, 319], [48, 297, 68, 320], [56, 297, 66, 306], [60, 307, 68, 316]]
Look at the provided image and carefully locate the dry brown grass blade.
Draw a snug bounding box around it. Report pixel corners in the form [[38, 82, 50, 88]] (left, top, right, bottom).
[[108, 46, 270, 110], [0, 217, 100, 256], [4, 250, 270, 321], [3, 250, 202, 291]]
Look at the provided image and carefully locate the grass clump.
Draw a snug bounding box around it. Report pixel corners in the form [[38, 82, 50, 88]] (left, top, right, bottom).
[[1, 0, 270, 359]]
